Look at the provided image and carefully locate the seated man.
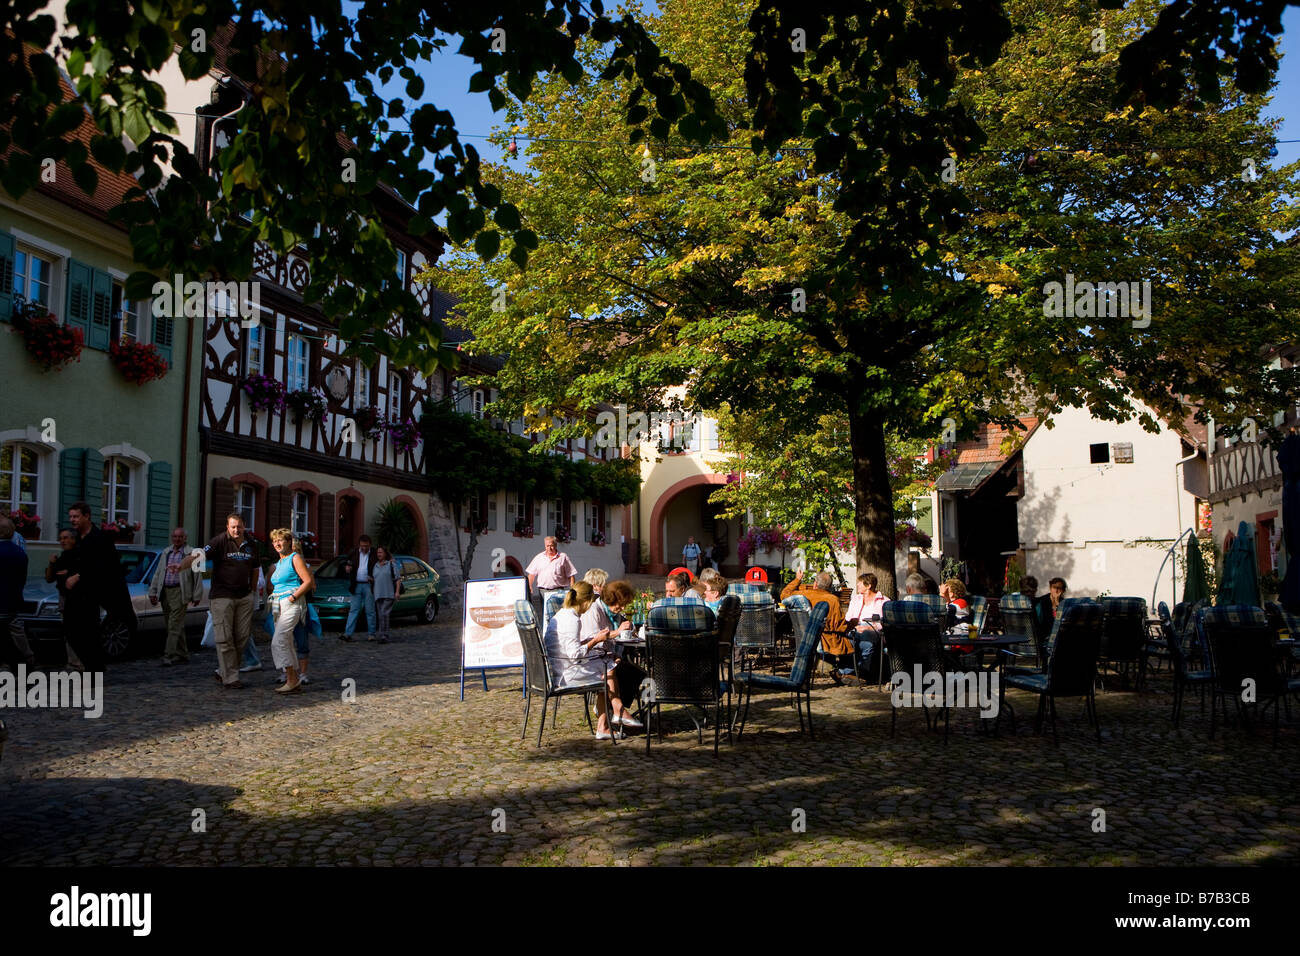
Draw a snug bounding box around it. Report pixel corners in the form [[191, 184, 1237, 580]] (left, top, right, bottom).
[[780, 569, 851, 684], [655, 571, 703, 606]]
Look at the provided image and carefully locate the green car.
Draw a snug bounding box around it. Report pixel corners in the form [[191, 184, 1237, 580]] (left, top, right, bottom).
[[309, 554, 441, 626]]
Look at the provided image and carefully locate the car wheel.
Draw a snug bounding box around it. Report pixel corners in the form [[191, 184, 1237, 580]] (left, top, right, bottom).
[[422, 595, 438, 623], [102, 617, 131, 660]]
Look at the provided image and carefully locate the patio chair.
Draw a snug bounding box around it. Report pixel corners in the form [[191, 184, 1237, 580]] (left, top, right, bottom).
[[736, 601, 829, 740], [881, 600, 951, 743], [1145, 601, 1175, 678], [516, 600, 615, 748], [1200, 605, 1288, 746], [1164, 604, 1214, 728], [1265, 602, 1300, 712], [967, 595, 989, 636], [644, 603, 728, 755], [1044, 596, 1095, 656], [1099, 596, 1149, 690], [734, 588, 778, 673], [998, 594, 1043, 676], [1005, 602, 1104, 744], [714, 594, 742, 692]]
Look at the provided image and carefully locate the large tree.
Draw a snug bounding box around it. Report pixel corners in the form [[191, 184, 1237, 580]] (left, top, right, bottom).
[[436, 0, 1298, 596]]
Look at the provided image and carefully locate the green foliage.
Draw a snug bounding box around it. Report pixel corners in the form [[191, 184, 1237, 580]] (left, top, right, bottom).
[[375, 498, 417, 555], [421, 400, 639, 507]]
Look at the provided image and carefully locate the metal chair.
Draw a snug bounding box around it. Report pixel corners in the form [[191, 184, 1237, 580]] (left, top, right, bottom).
[[998, 594, 1043, 676], [1200, 605, 1288, 746], [881, 600, 952, 742], [736, 601, 830, 739], [967, 595, 989, 636], [644, 603, 726, 755], [1164, 605, 1214, 728], [713, 594, 742, 693], [1099, 596, 1148, 690], [516, 600, 614, 747], [733, 588, 778, 673], [1005, 602, 1104, 744]]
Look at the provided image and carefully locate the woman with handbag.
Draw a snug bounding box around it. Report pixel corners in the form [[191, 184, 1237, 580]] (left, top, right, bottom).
[[371, 546, 402, 644]]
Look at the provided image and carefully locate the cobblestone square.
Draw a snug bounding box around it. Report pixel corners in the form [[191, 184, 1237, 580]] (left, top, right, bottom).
[[1, 619, 1296, 867]]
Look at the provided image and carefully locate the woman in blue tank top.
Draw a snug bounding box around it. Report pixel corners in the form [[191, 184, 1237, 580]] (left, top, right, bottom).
[[269, 528, 315, 693]]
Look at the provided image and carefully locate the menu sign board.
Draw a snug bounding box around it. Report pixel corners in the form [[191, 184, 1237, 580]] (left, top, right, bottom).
[[461, 576, 527, 670]]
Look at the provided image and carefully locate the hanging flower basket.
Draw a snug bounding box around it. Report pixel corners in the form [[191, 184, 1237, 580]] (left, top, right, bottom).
[[351, 405, 386, 440], [386, 417, 422, 453], [109, 340, 169, 385], [591, 530, 607, 546], [7, 509, 41, 540], [11, 302, 83, 372], [242, 374, 286, 414], [285, 386, 328, 422], [895, 522, 932, 551]]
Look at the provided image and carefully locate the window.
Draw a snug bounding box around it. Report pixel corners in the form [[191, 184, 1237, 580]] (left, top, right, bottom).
[[1112, 442, 1134, 464], [291, 491, 310, 537], [102, 457, 133, 527], [395, 247, 407, 287], [472, 389, 485, 419], [1089, 442, 1110, 464], [488, 493, 498, 531], [0, 443, 40, 517], [354, 362, 371, 406], [233, 483, 256, 530], [13, 247, 53, 310], [399, 557, 424, 577], [111, 283, 140, 343], [286, 334, 309, 392], [245, 323, 264, 374], [389, 371, 404, 419]]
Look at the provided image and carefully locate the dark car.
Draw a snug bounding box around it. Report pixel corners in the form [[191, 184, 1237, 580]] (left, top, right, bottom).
[[309, 554, 440, 626]]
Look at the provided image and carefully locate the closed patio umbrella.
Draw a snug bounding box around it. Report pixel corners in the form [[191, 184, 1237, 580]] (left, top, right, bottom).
[[1278, 433, 1300, 612], [1216, 520, 1261, 608], [1182, 532, 1210, 605]]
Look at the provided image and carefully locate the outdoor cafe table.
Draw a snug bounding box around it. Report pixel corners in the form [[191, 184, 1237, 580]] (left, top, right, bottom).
[[941, 632, 1030, 732]]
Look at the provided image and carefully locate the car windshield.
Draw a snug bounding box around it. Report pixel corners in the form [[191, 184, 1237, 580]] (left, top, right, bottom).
[[314, 557, 348, 579], [117, 550, 156, 585]]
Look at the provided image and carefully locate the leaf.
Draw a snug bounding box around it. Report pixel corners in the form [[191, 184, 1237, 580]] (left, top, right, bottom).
[[475, 230, 501, 261], [468, 71, 493, 93]]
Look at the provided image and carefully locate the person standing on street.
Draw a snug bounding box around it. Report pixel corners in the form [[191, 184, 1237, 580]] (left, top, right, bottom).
[[371, 545, 402, 644], [267, 528, 314, 693], [64, 501, 136, 673], [526, 535, 577, 630], [682, 536, 701, 577], [341, 534, 377, 642], [182, 513, 258, 687], [149, 527, 204, 666]]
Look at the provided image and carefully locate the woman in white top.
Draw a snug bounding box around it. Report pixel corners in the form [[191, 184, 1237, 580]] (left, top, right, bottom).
[[545, 582, 634, 740], [846, 573, 888, 679]]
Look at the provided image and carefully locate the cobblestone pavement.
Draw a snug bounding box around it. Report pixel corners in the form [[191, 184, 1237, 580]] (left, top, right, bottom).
[[1, 617, 1297, 866]]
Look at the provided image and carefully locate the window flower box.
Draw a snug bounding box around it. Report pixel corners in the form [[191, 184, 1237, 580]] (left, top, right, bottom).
[[103, 520, 141, 543], [386, 417, 422, 453], [109, 340, 168, 385], [11, 301, 83, 372], [7, 510, 41, 540], [513, 520, 534, 539], [242, 374, 286, 414], [285, 386, 328, 422], [591, 530, 607, 546]]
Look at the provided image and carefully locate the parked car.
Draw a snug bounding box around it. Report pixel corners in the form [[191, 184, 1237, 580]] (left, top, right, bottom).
[[309, 554, 440, 626], [19, 545, 212, 661]]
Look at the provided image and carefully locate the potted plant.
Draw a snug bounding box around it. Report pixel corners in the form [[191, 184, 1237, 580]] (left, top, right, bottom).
[[109, 340, 169, 384], [285, 386, 328, 422], [591, 529, 606, 546], [11, 301, 83, 371], [242, 374, 286, 414], [7, 510, 41, 540], [351, 404, 386, 440], [385, 417, 422, 453], [628, 588, 657, 626], [103, 519, 142, 543], [513, 519, 534, 538]]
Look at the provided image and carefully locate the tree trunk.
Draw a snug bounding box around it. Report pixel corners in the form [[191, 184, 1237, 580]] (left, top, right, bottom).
[[848, 406, 898, 597]]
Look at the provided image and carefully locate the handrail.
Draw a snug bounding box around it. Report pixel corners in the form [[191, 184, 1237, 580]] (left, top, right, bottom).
[[1152, 528, 1196, 610]]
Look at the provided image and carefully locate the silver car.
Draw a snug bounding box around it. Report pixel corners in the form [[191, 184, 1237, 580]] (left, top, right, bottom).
[[20, 545, 213, 660]]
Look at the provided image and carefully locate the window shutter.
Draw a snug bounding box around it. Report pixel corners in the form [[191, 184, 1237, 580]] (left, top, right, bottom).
[[0, 232, 14, 321], [317, 492, 336, 557], [146, 461, 172, 546], [66, 260, 92, 338], [211, 477, 235, 537], [88, 268, 113, 350], [267, 485, 290, 532], [152, 307, 174, 366], [82, 448, 105, 519], [58, 448, 86, 519]]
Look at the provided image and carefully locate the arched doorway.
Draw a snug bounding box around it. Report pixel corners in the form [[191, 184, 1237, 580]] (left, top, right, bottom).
[[337, 490, 364, 555], [389, 494, 430, 559], [648, 474, 731, 575]]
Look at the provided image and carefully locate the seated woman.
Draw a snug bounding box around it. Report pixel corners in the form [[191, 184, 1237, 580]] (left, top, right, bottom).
[[941, 578, 972, 633], [699, 568, 728, 612], [845, 573, 888, 677], [583, 579, 646, 728], [546, 581, 637, 740]]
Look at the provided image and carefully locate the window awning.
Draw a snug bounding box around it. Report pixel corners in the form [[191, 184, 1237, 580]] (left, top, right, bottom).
[[933, 461, 1003, 492]]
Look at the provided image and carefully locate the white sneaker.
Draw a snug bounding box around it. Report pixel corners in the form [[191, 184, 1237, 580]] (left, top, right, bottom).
[[299, 674, 310, 685], [614, 713, 644, 729], [595, 729, 625, 741]]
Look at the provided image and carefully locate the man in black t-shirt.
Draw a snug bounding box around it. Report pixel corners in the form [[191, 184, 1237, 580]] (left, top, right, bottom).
[[184, 513, 258, 687], [64, 502, 137, 672]]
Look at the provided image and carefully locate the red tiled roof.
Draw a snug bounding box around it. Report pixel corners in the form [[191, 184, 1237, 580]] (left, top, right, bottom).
[[952, 417, 1040, 465]]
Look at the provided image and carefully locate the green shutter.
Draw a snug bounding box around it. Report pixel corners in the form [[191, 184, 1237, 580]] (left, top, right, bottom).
[[82, 447, 105, 521], [146, 461, 172, 546], [88, 268, 112, 350], [0, 232, 14, 322], [65, 259, 92, 339], [152, 308, 174, 366], [58, 448, 86, 521]]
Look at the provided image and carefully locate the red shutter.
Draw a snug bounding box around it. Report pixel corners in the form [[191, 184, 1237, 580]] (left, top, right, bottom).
[[211, 478, 234, 537], [318, 492, 336, 558]]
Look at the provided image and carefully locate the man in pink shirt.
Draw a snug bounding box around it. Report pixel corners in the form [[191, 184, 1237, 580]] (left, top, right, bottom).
[[526, 536, 577, 628]]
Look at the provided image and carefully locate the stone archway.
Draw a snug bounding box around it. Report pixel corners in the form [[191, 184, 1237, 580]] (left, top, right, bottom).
[[648, 473, 729, 575]]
